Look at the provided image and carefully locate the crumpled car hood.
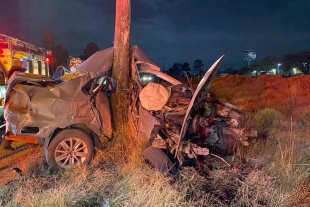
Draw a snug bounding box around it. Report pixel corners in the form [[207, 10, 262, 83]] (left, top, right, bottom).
[[77, 47, 114, 79], [178, 56, 224, 142], [77, 45, 160, 78], [6, 45, 161, 101]]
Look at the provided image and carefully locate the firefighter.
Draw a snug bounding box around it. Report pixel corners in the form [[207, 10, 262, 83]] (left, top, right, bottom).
[[69, 58, 82, 73], [59, 58, 83, 81]]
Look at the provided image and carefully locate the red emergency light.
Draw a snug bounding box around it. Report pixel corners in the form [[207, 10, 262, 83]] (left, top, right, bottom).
[[45, 57, 50, 62], [0, 43, 8, 48]]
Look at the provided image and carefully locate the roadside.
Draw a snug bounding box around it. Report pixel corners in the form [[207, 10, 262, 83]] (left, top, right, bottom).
[[0, 145, 43, 187]]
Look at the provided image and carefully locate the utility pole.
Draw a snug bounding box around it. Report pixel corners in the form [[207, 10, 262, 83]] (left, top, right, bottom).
[[111, 0, 131, 134], [157, 56, 166, 71]]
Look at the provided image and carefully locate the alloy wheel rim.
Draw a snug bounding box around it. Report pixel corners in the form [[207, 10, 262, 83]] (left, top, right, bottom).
[[54, 138, 88, 168]]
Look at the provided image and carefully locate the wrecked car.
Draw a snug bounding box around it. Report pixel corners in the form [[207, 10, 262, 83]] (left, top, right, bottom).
[[3, 45, 257, 172]]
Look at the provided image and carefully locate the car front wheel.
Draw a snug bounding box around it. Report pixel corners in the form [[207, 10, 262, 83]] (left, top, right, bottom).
[[46, 129, 94, 169], [143, 146, 178, 175]]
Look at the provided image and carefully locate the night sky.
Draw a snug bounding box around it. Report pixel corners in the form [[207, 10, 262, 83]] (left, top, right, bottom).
[[1, 0, 310, 70]]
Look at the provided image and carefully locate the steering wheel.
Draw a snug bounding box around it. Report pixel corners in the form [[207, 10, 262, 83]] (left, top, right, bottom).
[[90, 77, 112, 95]]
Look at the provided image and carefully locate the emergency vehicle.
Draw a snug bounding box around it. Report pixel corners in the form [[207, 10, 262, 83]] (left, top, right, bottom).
[[0, 33, 50, 126]]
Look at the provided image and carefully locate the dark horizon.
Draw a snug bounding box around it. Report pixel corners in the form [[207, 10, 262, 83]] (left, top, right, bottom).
[[1, 0, 309, 70]]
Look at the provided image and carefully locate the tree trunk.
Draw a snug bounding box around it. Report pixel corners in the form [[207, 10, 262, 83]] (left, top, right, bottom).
[[111, 0, 131, 135]]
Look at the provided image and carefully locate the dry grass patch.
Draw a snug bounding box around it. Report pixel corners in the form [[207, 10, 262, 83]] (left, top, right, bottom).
[[1, 164, 189, 207], [254, 108, 283, 135], [2, 75, 310, 206], [0, 147, 41, 170], [0, 129, 308, 207], [1, 163, 292, 207], [290, 176, 310, 207], [211, 75, 310, 115]]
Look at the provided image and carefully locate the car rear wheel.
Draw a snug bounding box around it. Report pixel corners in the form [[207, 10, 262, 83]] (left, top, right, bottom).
[[46, 129, 94, 169], [143, 146, 178, 175]]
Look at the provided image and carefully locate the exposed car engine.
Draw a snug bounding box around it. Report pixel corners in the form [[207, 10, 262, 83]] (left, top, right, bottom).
[[148, 88, 257, 172]]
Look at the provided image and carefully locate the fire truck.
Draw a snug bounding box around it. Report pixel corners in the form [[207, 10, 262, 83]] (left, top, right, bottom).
[[0, 33, 50, 126]]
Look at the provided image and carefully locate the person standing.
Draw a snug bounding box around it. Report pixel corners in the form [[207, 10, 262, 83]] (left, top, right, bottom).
[[69, 58, 82, 73]]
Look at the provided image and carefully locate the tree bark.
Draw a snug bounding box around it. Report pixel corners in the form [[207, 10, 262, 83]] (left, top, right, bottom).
[[111, 0, 131, 135]]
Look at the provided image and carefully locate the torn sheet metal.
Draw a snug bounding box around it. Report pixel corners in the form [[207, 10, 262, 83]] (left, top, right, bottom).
[[4, 75, 110, 141], [137, 105, 160, 141]]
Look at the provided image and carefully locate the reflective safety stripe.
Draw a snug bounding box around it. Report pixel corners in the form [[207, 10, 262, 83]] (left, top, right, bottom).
[[58, 66, 70, 75], [64, 69, 71, 75]]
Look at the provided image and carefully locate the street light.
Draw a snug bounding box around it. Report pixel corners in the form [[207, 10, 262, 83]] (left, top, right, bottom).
[[277, 63, 281, 75], [272, 69, 276, 74]]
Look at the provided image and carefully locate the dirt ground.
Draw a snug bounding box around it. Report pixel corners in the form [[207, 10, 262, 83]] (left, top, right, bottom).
[[0, 168, 21, 186], [0, 145, 44, 187]]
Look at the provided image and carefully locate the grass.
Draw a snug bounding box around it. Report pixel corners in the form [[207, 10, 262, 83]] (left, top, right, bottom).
[[254, 108, 283, 135], [1, 74, 310, 206], [1, 128, 308, 206], [210, 74, 310, 115]]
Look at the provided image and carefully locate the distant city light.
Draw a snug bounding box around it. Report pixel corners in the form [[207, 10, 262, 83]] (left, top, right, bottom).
[[19, 58, 28, 62], [292, 68, 302, 75], [276, 63, 281, 75]]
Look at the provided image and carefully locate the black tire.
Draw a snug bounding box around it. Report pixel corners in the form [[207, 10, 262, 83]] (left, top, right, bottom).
[[46, 129, 94, 169], [143, 146, 178, 175]]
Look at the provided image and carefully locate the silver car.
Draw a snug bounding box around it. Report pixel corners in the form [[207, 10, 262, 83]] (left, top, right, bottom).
[[3, 46, 257, 173]]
